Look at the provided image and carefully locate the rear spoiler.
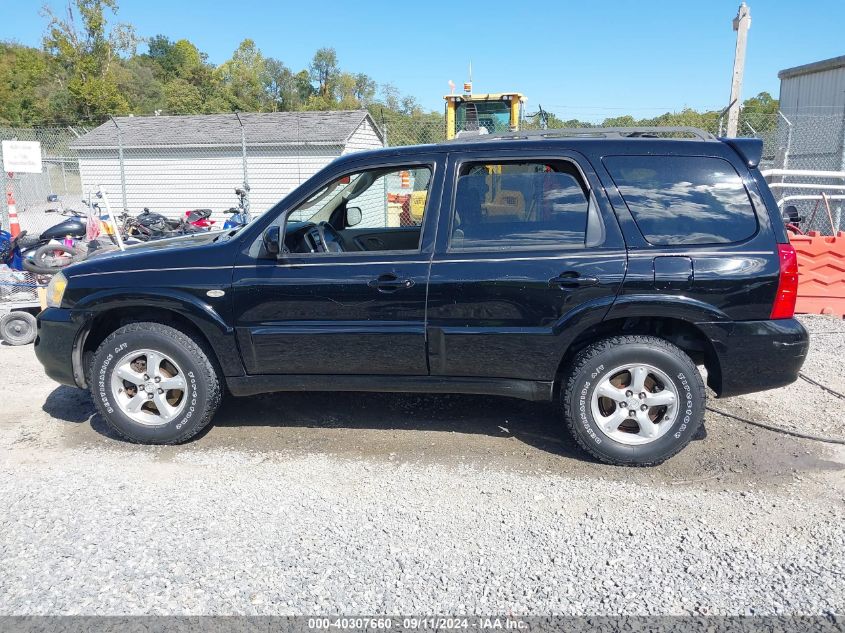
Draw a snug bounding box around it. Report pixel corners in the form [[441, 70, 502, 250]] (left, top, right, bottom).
[[720, 137, 763, 169]]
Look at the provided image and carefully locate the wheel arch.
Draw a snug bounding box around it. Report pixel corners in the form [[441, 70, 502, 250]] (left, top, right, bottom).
[[554, 315, 722, 396], [73, 299, 244, 388]]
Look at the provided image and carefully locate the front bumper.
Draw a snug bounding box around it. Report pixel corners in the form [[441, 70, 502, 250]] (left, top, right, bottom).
[[697, 318, 809, 398], [34, 307, 86, 388]]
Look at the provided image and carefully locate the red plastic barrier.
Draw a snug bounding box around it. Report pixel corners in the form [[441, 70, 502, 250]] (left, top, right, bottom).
[[789, 231, 845, 318]]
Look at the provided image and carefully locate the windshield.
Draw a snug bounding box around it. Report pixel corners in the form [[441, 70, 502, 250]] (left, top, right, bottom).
[[456, 101, 511, 134], [288, 167, 415, 225], [288, 175, 363, 223]]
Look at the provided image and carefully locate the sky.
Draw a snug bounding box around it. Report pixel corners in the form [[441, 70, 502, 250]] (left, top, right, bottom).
[[2, 0, 844, 121]]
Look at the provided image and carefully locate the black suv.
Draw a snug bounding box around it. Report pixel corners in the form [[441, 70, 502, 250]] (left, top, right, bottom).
[[34, 127, 809, 465]]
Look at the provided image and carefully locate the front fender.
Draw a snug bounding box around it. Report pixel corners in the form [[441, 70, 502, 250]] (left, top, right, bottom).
[[70, 287, 245, 379]]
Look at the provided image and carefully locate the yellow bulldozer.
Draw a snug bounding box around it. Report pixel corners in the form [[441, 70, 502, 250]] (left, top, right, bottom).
[[444, 88, 525, 140]]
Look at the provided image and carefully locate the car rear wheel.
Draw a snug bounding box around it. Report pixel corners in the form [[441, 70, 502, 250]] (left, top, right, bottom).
[[90, 322, 222, 444], [561, 335, 705, 466]]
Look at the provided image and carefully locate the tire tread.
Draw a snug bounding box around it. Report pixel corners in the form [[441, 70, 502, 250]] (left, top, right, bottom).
[[91, 321, 222, 444], [561, 334, 706, 466]]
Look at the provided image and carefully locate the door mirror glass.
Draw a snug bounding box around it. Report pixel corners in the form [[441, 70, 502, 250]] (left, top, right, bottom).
[[346, 206, 362, 227], [263, 225, 281, 256]]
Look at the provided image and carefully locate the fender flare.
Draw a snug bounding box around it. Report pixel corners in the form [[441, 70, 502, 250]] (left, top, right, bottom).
[[604, 294, 731, 324], [70, 288, 244, 387]]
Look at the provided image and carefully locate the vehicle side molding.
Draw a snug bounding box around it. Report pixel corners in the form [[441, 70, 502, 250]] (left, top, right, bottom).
[[226, 374, 555, 401]]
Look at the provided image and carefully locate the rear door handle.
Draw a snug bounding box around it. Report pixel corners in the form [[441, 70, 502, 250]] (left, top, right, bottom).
[[368, 273, 415, 292], [549, 272, 600, 288]]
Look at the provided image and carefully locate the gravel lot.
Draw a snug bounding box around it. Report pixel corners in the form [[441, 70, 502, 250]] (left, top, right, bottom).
[[0, 315, 843, 616]]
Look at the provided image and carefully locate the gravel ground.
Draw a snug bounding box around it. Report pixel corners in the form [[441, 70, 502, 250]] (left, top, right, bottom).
[[0, 315, 844, 616], [735, 315, 845, 441]]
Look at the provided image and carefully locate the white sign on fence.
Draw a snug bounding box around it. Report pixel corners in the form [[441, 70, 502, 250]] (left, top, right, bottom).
[[1, 140, 42, 173]]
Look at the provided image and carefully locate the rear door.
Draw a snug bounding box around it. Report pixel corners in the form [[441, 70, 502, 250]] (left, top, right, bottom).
[[425, 148, 627, 381]]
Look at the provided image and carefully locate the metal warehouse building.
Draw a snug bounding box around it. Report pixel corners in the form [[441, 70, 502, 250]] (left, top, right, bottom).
[[69, 110, 385, 218], [778, 55, 845, 172]]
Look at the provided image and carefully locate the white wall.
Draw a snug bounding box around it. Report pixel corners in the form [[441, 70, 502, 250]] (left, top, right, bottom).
[[77, 145, 342, 220], [76, 117, 385, 221], [342, 118, 385, 155]]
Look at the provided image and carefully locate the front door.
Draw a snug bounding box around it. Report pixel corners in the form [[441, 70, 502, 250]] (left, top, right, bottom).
[[426, 149, 627, 381], [232, 157, 443, 376]]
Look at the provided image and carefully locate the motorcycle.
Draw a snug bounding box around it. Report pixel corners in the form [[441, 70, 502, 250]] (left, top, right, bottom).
[[121, 207, 212, 242], [0, 227, 27, 271], [185, 208, 215, 229], [223, 185, 252, 230], [5, 196, 116, 275], [15, 204, 93, 274]]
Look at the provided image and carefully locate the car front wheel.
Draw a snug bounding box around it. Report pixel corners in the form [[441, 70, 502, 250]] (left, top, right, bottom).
[[90, 322, 222, 444], [561, 335, 705, 466]]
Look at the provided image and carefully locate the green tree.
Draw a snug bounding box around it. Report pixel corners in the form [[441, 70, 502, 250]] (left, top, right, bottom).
[[309, 47, 338, 99], [353, 72, 376, 105], [335, 72, 361, 109], [0, 43, 56, 125], [294, 69, 314, 103], [741, 91, 779, 135], [42, 0, 138, 120], [145, 35, 203, 80], [164, 77, 203, 114], [264, 57, 301, 111], [742, 91, 778, 115], [215, 38, 271, 111], [115, 56, 163, 114]]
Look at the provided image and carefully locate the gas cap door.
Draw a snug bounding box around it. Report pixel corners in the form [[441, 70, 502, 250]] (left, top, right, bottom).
[[653, 256, 693, 290]]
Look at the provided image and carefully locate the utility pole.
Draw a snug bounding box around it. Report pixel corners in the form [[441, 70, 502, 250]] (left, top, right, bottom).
[[726, 2, 751, 137]]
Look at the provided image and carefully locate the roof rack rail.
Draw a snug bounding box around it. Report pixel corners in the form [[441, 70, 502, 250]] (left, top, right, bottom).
[[444, 126, 718, 143]]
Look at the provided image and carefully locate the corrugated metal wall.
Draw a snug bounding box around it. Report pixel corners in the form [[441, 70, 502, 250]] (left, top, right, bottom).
[[779, 63, 845, 172]]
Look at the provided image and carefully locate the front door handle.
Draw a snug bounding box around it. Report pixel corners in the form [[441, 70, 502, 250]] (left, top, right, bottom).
[[549, 271, 600, 288], [368, 273, 415, 293]]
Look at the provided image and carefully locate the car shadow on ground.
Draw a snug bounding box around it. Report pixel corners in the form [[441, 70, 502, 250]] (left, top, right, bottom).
[[42, 385, 591, 461]]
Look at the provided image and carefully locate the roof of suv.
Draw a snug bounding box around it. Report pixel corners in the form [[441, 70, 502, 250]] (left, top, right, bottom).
[[340, 126, 762, 170], [444, 126, 719, 143]]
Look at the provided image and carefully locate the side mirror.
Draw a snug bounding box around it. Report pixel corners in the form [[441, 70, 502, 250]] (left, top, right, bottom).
[[263, 225, 281, 256], [346, 206, 362, 227]]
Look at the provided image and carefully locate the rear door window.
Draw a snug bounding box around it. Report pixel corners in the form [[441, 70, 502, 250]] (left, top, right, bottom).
[[450, 161, 592, 250], [603, 155, 758, 245]]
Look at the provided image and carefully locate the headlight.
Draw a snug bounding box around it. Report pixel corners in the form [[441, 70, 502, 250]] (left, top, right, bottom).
[[46, 272, 67, 308]]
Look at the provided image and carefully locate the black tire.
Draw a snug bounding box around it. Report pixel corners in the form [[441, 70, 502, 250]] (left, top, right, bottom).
[[90, 322, 222, 444], [22, 243, 84, 274], [0, 311, 37, 345], [561, 335, 706, 466]]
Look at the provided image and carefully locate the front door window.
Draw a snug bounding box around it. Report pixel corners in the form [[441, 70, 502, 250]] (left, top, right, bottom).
[[286, 165, 432, 254]]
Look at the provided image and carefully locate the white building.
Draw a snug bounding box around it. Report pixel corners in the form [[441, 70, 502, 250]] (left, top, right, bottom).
[[69, 110, 385, 218]]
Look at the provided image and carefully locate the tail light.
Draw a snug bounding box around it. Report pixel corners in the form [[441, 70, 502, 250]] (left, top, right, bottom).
[[771, 243, 799, 319]]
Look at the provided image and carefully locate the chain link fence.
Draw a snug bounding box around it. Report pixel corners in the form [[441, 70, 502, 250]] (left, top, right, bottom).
[[2, 109, 844, 246], [756, 112, 845, 234], [0, 127, 85, 238]]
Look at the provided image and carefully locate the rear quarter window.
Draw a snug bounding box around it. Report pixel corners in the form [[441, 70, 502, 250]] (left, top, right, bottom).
[[603, 155, 758, 245]]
